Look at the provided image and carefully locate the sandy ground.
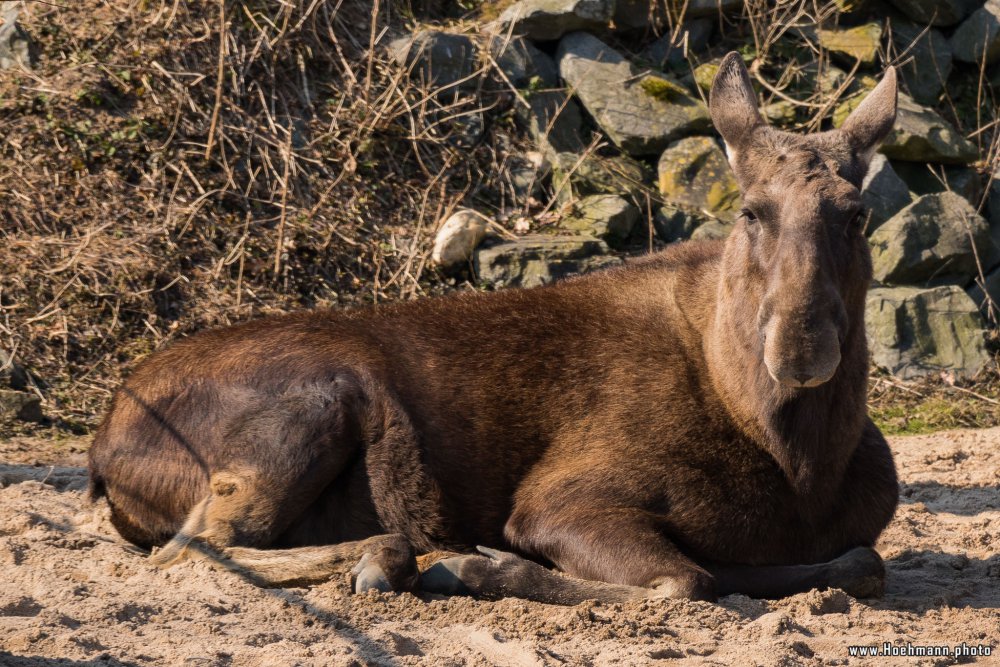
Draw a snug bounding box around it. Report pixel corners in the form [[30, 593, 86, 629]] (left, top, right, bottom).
[[0, 427, 998, 667]]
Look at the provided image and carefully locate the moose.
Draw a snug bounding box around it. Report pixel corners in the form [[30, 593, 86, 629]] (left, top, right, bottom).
[[88, 53, 900, 604]]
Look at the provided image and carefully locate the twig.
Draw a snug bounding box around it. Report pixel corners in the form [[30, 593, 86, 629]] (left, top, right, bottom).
[[205, 0, 227, 161], [273, 127, 294, 278]]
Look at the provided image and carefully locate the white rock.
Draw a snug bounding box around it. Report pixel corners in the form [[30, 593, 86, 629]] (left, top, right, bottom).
[[432, 210, 490, 267]]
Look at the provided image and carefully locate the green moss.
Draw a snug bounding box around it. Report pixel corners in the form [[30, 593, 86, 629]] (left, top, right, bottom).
[[639, 76, 690, 102], [870, 397, 995, 435], [693, 63, 720, 93]]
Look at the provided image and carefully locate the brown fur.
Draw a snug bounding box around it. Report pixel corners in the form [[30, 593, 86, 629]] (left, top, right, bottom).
[[88, 54, 900, 602]]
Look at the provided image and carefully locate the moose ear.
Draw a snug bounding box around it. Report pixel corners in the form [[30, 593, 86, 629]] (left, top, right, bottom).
[[840, 66, 897, 166], [709, 52, 764, 163]]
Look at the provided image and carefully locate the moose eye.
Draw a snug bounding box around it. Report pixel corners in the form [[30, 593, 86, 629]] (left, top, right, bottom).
[[849, 208, 868, 231], [741, 208, 757, 222]]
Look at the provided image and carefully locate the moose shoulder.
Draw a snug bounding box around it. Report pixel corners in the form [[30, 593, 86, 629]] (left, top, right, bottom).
[[88, 53, 900, 604]]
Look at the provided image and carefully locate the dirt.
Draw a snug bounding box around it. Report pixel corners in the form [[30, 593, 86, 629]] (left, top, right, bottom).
[[0, 428, 998, 667]]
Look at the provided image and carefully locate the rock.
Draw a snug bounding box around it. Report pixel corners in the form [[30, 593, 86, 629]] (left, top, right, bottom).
[[492, 36, 558, 87], [892, 22, 952, 104], [968, 264, 1000, 319], [0, 1, 32, 70], [891, 162, 982, 207], [474, 235, 621, 288], [885, 0, 979, 26], [861, 154, 913, 233], [551, 151, 649, 203], [835, 92, 977, 164], [561, 194, 639, 246], [866, 286, 990, 379], [0, 348, 28, 391], [509, 150, 551, 203], [557, 32, 711, 156], [657, 136, 741, 221], [492, 0, 613, 41], [0, 389, 42, 423], [642, 19, 713, 68], [614, 0, 664, 31], [432, 210, 490, 267], [988, 167, 1000, 225], [683, 0, 742, 18], [762, 101, 797, 126], [832, 0, 873, 13], [950, 0, 1000, 64], [690, 219, 732, 241], [817, 22, 883, 65], [691, 61, 719, 94], [869, 192, 998, 286], [493, 38, 587, 159], [653, 205, 706, 243], [390, 30, 477, 92]]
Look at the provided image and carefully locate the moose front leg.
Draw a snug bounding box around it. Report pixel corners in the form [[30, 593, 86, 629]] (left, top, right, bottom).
[[500, 504, 716, 601]]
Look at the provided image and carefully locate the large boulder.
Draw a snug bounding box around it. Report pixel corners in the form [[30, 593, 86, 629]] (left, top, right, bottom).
[[869, 192, 998, 286], [0, 1, 32, 70], [892, 21, 952, 104], [861, 154, 913, 233], [885, 0, 979, 26], [491, 0, 613, 41], [474, 235, 621, 288], [866, 286, 990, 380], [950, 0, 1000, 64], [390, 30, 477, 92], [557, 32, 711, 156], [492, 38, 586, 159], [817, 22, 882, 65], [551, 151, 650, 203], [657, 136, 741, 222], [836, 93, 977, 164], [560, 194, 639, 246]]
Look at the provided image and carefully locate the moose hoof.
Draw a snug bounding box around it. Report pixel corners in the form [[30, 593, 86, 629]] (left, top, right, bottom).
[[350, 538, 419, 595], [827, 547, 885, 598], [648, 569, 717, 602], [420, 546, 537, 598], [351, 553, 393, 593]]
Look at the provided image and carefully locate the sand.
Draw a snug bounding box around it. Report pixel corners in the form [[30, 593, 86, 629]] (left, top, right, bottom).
[[1, 427, 998, 666]]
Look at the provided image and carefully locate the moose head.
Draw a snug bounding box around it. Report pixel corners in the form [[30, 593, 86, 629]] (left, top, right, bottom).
[[709, 53, 897, 389]]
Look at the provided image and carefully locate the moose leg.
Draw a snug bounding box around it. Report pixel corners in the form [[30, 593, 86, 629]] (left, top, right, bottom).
[[707, 547, 885, 599], [420, 545, 885, 604], [177, 533, 420, 593], [423, 501, 717, 603], [420, 547, 651, 604], [150, 380, 368, 567]]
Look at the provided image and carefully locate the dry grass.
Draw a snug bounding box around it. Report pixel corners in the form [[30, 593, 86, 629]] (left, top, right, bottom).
[[0, 0, 997, 434], [0, 0, 537, 427]]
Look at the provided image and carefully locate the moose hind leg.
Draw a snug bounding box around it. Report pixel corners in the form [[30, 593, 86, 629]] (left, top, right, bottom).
[[709, 547, 886, 599], [151, 378, 366, 567], [184, 533, 420, 593]]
